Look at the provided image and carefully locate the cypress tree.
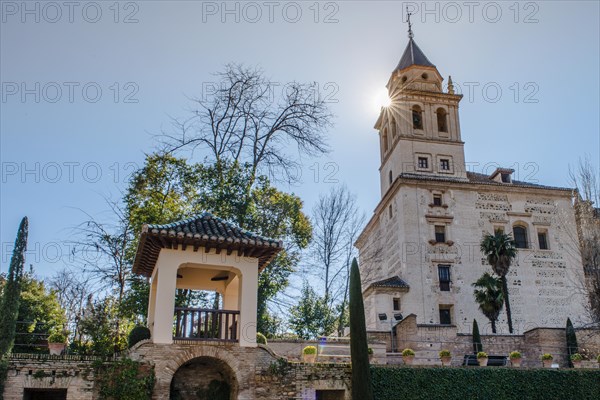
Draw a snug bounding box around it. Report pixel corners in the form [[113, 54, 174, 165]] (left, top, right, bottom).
[[472, 319, 483, 354], [0, 217, 28, 356], [566, 318, 578, 368], [349, 258, 373, 400]]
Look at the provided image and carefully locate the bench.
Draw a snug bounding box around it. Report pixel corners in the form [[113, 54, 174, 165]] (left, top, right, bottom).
[[462, 354, 508, 367]]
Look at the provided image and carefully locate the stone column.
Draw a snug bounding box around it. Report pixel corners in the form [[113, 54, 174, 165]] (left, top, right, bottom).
[[238, 263, 258, 347], [152, 258, 178, 344], [147, 272, 158, 336]]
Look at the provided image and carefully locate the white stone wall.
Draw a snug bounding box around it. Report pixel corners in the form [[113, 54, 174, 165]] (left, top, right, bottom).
[[358, 182, 589, 335]]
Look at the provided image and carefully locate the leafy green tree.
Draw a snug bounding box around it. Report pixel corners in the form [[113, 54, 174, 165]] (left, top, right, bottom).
[[349, 258, 374, 400], [288, 281, 335, 339], [480, 231, 518, 333], [472, 319, 483, 354], [0, 217, 28, 356], [78, 297, 132, 356], [472, 272, 504, 334], [566, 318, 579, 367], [10, 268, 66, 353]]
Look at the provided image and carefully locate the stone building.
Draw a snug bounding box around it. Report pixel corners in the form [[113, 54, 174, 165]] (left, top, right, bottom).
[[355, 30, 590, 338]]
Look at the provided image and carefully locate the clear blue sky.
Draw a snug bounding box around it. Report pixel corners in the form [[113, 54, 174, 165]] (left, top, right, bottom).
[[1, 1, 599, 277]]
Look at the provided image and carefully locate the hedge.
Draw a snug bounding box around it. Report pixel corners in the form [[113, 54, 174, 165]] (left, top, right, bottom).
[[372, 367, 600, 400]]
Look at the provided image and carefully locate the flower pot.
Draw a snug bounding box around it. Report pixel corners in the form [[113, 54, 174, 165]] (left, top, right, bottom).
[[440, 356, 452, 366], [543, 359, 553, 368], [48, 342, 66, 356], [510, 358, 522, 368], [478, 357, 488, 367], [572, 360, 582, 369], [402, 355, 415, 365], [303, 353, 316, 363]]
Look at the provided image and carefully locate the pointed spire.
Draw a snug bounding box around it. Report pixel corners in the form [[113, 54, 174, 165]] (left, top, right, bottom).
[[447, 76, 455, 94], [394, 8, 435, 72]]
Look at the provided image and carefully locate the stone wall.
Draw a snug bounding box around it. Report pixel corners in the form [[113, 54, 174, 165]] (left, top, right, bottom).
[[385, 314, 600, 367], [3, 354, 97, 400]]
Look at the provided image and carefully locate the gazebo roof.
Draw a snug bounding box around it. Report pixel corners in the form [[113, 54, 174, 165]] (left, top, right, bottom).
[[132, 213, 283, 277]]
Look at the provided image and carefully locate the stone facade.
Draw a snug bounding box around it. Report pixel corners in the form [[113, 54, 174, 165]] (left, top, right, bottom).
[[356, 35, 590, 337]]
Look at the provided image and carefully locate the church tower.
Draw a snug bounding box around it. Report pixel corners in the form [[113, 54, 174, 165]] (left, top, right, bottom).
[[375, 22, 466, 197]]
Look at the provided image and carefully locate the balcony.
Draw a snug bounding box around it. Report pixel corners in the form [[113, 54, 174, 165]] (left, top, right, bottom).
[[173, 307, 240, 342]]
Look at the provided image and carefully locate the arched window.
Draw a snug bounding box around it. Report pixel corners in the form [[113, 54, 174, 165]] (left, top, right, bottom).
[[390, 116, 397, 139], [389, 170, 393, 184], [382, 128, 389, 153], [436, 108, 448, 132], [412, 105, 423, 130], [513, 225, 528, 249]]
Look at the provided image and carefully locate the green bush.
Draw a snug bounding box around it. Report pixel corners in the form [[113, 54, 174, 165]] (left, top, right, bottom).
[[302, 346, 316, 355], [541, 353, 553, 361], [256, 332, 267, 345], [439, 350, 451, 358], [509, 351, 521, 359], [371, 367, 600, 400], [571, 353, 583, 361], [128, 326, 151, 349], [401, 348, 415, 356], [477, 351, 488, 359], [94, 358, 154, 400], [47, 331, 67, 344]]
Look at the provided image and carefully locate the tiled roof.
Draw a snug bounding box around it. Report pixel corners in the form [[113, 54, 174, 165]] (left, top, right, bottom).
[[396, 172, 573, 192], [395, 38, 435, 71], [132, 213, 283, 277], [370, 276, 410, 289]]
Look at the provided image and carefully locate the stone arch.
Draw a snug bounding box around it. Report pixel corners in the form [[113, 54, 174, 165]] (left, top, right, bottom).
[[170, 356, 238, 400]]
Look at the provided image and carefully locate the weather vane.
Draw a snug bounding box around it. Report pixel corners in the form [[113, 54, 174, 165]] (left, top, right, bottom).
[[406, 6, 414, 39]]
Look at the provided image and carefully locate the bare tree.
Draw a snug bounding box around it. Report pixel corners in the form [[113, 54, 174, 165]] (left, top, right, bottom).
[[49, 268, 92, 341], [161, 63, 333, 183], [571, 155, 600, 325], [309, 186, 365, 334]]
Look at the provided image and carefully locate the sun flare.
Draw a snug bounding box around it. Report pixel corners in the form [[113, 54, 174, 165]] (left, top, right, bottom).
[[374, 87, 392, 111]]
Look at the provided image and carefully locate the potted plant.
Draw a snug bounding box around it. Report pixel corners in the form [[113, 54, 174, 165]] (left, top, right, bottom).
[[509, 351, 522, 367], [302, 346, 317, 363], [47, 331, 67, 355], [439, 349, 452, 366], [541, 353, 553, 368], [401, 348, 415, 365], [477, 351, 488, 367], [570, 353, 583, 369]]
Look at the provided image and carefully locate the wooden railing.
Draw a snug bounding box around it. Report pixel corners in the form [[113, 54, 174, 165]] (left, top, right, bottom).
[[174, 307, 239, 342]]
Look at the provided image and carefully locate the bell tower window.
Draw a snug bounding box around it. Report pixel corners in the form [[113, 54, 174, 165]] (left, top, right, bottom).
[[382, 127, 389, 153], [436, 108, 448, 133], [390, 116, 397, 139], [412, 105, 423, 130]]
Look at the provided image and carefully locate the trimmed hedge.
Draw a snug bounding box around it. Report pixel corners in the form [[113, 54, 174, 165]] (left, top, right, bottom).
[[372, 367, 600, 400], [128, 326, 151, 349]]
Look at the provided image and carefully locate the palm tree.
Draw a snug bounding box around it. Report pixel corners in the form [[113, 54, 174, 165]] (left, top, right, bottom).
[[472, 272, 504, 334], [480, 231, 518, 333]]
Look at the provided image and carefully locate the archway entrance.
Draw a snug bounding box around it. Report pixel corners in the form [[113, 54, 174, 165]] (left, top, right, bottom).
[[170, 356, 238, 400]]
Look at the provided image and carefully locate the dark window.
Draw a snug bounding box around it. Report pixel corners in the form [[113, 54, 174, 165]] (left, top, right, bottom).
[[538, 232, 549, 250], [393, 298, 401, 311], [439, 308, 452, 325], [382, 128, 389, 153], [501, 173, 511, 183], [437, 108, 448, 132], [389, 205, 393, 218], [412, 107, 423, 129], [513, 226, 528, 249], [440, 159, 450, 171], [438, 265, 451, 291], [433, 194, 443, 206], [435, 225, 446, 243], [389, 170, 393, 184], [418, 157, 428, 169]]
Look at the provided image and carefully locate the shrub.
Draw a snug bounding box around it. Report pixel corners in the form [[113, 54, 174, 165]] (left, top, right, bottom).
[[439, 350, 451, 358], [302, 346, 316, 355], [509, 351, 521, 359], [94, 358, 154, 400], [47, 331, 67, 344], [0, 358, 8, 400], [472, 319, 482, 354], [128, 326, 151, 349], [368, 347, 373, 355], [477, 352, 488, 359], [256, 333, 267, 345], [371, 367, 600, 399], [570, 353, 583, 361], [541, 353, 553, 361], [597, 354, 600, 363], [401, 348, 415, 357]]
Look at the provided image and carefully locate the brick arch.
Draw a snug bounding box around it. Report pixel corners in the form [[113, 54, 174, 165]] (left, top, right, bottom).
[[166, 346, 243, 384]]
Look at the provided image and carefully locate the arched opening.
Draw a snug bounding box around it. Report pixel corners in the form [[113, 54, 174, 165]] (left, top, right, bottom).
[[436, 107, 448, 132], [412, 105, 423, 130], [390, 116, 397, 139], [170, 356, 238, 400], [512, 224, 528, 249], [382, 127, 389, 153]]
